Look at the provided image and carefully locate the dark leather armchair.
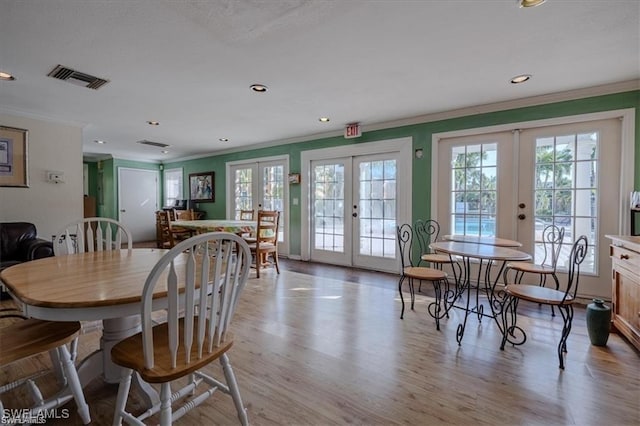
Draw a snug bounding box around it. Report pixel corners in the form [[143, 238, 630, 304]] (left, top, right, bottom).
[[1, 222, 54, 271]]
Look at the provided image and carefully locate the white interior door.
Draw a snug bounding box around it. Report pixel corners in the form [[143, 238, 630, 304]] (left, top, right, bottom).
[[118, 168, 159, 242]]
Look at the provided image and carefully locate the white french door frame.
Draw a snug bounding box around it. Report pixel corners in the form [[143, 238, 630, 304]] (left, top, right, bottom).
[[431, 109, 635, 301], [225, 155, 290, 255], [431, 109, 635, 236], [301, 137, 413, 272]]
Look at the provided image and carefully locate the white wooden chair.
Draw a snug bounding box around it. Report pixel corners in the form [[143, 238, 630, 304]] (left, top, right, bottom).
[[53, 217, 132, 255], [0, 309, 91, 424], [52, 217, 132, 357], [111, 232, 252, 425]]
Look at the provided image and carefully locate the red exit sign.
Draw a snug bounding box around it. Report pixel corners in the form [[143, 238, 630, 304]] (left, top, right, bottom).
[[344, 122, 361, 139]]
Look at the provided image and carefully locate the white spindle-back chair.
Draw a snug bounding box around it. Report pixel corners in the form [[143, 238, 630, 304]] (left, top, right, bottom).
[[53, 217, 132, 255], [111, 232, 251, 425]]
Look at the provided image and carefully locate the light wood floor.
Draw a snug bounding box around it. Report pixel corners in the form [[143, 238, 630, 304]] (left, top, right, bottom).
[[1, 259, 638, 425]]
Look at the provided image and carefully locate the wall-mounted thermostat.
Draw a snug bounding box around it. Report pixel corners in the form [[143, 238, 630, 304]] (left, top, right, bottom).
[[46, 171, 65, 184]]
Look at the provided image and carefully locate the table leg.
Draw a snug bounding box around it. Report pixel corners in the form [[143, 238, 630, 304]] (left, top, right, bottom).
[[76, 316, 160, 407]]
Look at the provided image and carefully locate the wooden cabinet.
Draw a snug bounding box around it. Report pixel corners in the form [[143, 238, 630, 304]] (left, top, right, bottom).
[[606, 235, 640, 351]]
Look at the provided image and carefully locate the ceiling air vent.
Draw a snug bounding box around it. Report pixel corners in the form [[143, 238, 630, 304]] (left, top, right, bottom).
[[137, 140, 170, 148], [47, 65, 109, 90]]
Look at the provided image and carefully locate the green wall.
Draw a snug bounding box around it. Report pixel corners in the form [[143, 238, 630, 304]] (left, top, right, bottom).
[[163, 90, 639, 256]]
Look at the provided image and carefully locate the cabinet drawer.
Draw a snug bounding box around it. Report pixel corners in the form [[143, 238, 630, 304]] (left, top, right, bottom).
[[610, 245, 640, 275]]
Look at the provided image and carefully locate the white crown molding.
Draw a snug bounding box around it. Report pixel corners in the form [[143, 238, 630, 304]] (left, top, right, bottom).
[[363, 79, 640, 133], [0, 106, 88, 128], [167, 79, 639, 164]]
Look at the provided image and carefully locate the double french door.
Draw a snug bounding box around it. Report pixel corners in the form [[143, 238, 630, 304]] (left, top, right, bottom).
[[228, 157, 288, 253], [437, 117, 622, 299], [303, 139, 411, 272]]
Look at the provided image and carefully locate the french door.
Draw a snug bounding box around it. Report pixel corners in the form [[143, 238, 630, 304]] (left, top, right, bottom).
[[310, 152, 402, 272], [227, 157, 288, 254], [437, 117, 623, 299]]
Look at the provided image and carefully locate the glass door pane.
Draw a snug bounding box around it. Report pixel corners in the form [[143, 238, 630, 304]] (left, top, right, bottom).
[[353, 155, 398, 271], [519, 118, 621, 297], [311, 161, 348, 264], [231, 165, 256, 220]]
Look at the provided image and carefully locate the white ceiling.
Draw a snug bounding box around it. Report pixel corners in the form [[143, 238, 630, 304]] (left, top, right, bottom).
[[1, 0, 638, 162]]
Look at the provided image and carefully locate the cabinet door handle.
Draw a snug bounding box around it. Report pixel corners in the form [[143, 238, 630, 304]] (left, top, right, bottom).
[[620, 254, 630, 260]]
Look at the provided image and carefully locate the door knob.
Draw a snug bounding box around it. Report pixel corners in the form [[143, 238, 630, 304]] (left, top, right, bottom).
[[352, 212, 358, 217], [120, 209, 126, 213], [518, 214, 526, 220], [518, 203, 526, 209]]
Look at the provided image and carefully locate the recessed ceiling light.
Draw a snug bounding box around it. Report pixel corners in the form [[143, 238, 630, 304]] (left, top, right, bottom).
[[510, 74, 532, 84], [94, 139, 106, 144], [0, 71, 15, 81], [219, 138, 229, 142], [161, 150, 169, 154], [250, 84, 268, 93], [319, 117, 330, 122], [147, 120, 160, 126], [518, 0, 546, 7]]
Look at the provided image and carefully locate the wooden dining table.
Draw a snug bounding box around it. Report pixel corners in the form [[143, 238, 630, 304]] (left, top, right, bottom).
[[0, 248, 190, 407], [429, 241, 531, 344]]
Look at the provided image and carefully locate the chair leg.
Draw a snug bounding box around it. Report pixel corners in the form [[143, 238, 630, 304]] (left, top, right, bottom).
[[160, 382, 172, 426], [112, 368, 133, 426], [272, 251, 280, 274], [58, 345, 91, 424], [399, 275, 407, 319], [427, 278, 442, 331], [557, 304, 573, 369], [221, 354, 248, 426]]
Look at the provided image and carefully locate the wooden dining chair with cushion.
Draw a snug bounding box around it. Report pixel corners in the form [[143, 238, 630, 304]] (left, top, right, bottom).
[[414, 219, 461, 291], [174, 209, 196, 220], [0, 309, 91, 424], [239, 209, 256, 240], [157, 211, 193, 248], [239, 209, 255, 221], [503, 224, 565, 316], [397, 223, 452, 330], [500, 235, 588, 369], [111, 232, 252, 426], [53, 217, 132, 255], [246, 210, 280, 278]]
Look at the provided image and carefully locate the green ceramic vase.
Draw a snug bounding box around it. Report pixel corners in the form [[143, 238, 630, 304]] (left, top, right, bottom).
[[586, 299, 611, 346]]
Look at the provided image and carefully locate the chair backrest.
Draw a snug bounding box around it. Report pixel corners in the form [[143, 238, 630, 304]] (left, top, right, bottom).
[[563, 235, 588, 302], [540, 224, 565, 269], [414, 219, 440, 257], [141, 232, 251, 370], [175, 209, 196, 220], [239, 209, 255, 221], [156, 210, 173, 247], [397, 223, 417, 269], [53, 218, 132, 255], [256, 210, 279, 243]]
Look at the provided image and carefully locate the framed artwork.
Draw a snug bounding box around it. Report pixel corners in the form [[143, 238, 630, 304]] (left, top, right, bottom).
[[0, 126, 28, 187], [189, 171, 215, 203]]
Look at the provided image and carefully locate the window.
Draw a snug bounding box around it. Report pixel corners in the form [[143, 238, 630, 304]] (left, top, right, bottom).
[[164, 168, 183, 207]]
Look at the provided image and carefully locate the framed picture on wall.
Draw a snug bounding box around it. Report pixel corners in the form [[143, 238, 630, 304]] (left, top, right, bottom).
[[0, 125, 28, 187], [189, 171, 214, 203]]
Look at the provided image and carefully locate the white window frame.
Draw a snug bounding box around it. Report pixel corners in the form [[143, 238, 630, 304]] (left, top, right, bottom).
[[163, 167, 184, 207]]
